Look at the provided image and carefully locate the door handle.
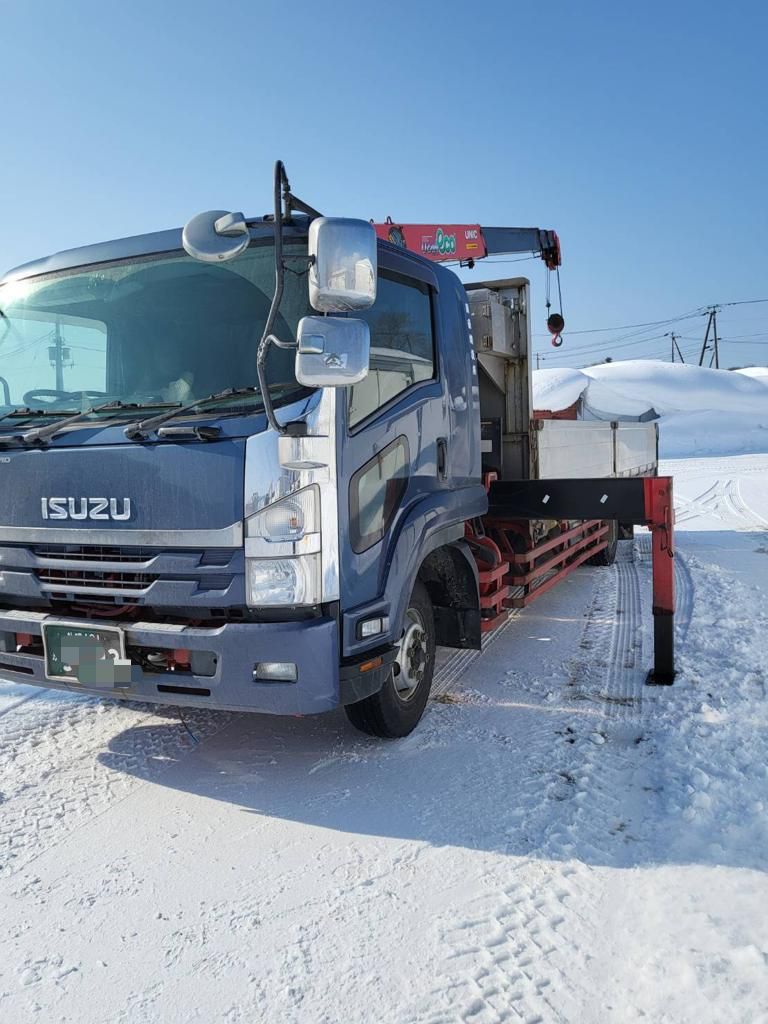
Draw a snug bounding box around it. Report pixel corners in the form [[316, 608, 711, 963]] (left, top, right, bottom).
[[437, 437, 448, 480]]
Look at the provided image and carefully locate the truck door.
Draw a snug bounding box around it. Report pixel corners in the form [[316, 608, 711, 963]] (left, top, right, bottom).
[[337, 250, 448, 653]]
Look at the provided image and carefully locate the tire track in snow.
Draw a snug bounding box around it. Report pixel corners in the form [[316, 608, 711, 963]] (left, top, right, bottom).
[[636, 532, 695, 646], [674, 548, 695, 643], [419, 532, 703, 1022], [413, 552, 656, 1024], [543, 546, 655, 864], [0, 693, 232, 876], [724, 478, 768, 529], [418, 867, 593, 1024], [411, 735, 600, 1024], [0, 688, 47, 721], [431, 609, 522, 699], [602, 543, 645, 719], [674, 480, 721, 524], [674, 476, 767, 531], [566, 541, 645, 719]]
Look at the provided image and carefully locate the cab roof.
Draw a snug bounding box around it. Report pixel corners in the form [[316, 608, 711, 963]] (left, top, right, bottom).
[[0, 216, 309, 286]]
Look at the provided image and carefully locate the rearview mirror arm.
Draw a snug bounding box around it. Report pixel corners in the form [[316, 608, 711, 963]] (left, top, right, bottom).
[[257, 160, 321, 436], [257, 161, 292, 435]]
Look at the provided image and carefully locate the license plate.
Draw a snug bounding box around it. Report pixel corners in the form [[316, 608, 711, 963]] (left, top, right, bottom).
[[43, 622, 131, 687]]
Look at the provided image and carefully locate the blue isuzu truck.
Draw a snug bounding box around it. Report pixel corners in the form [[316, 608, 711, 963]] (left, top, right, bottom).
[[0, 163, 667, 737]]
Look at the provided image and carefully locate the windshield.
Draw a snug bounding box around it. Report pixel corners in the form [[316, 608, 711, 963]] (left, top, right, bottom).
[[0, 241, 312, 416]]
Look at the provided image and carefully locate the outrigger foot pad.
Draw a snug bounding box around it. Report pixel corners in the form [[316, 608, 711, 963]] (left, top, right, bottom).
[[646, 669, 676, 686]]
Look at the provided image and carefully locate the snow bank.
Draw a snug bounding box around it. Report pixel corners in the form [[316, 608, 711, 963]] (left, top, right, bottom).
[[660, 410, 768, 457], [583, 360, 768, 416], [533, 360, 768, 457], [579, 376, 658, 419], [531, 367, 588, 412], [736, 366, 768, 382]]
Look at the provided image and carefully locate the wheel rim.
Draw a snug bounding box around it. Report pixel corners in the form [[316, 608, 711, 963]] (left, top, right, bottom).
[[393, 606, 428, 701]]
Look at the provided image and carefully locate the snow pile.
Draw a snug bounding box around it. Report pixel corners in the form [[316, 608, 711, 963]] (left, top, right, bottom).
[[530, 367, 587, 412], [533, 360, 768, 457], [736, 366, 768, 382], [585, 360, 767, 416]]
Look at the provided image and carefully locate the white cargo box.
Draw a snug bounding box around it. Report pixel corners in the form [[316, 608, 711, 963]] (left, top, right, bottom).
[[534, 419, 658, 480], [612, 421, 658, 477]]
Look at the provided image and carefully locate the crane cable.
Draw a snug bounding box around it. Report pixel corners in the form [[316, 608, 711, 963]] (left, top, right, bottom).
[[545, 266, 565, 347]]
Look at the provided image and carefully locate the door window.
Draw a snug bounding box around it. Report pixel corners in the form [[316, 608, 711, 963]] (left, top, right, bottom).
[[350, 436, 410, 552], [348, 272, 435, 427]]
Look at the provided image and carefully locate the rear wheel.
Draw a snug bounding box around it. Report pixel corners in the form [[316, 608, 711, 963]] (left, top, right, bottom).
[[587, 519, 619, 566], [345, 580, 435, 738]]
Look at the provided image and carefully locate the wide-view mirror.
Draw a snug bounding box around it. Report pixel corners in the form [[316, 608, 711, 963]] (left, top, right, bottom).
[[182, 209, 250, 263]]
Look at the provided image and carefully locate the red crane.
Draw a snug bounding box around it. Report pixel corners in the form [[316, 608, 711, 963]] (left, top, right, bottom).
[[373, 220, 564, 344]]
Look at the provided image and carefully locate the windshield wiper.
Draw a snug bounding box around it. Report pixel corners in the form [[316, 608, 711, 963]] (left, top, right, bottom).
[[123, 387, 263, 441], [0, 406, 73, 428], [17, 400, 136, 446]]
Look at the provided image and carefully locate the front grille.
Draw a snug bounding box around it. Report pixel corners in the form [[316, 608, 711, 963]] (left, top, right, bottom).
[[36, 568, 156, 593], [33, 544, 155, 564], [0, 541, 241, 615]]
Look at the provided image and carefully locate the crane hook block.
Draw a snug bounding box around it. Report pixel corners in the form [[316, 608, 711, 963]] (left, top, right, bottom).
[[547, 313, 565, 335]]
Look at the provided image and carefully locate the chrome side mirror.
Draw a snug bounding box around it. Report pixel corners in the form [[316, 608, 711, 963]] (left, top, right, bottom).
[[295, 316, 370, 388], [308, 218, 377, 312], [182, 210, 250, 263]]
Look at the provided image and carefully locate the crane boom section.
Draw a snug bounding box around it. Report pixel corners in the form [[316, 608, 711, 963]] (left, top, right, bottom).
[[373, 222, 561, 269]]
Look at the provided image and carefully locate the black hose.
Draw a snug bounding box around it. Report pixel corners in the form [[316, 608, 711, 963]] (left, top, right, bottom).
[[257, 160, 289, 434]]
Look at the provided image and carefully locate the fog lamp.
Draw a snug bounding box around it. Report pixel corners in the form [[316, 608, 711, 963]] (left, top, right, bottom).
[[359, 616, 388, 639], [253, 662, 298, 683]]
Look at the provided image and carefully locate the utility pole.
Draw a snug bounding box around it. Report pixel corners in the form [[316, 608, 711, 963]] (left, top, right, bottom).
[[712, 311, 719, 369], [52, 321, 65, 391], [48, 318, 73, 391], [698, 307, 720, 367], [668, 332, 685, 363], [536, 352, 540, 371]]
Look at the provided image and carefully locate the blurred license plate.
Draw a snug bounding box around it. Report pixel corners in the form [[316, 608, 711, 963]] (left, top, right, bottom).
[[43, 622, 130, 687]]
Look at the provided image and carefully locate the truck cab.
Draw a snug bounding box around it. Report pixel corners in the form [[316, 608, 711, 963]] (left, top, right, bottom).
[[0, 201, 487, 736]]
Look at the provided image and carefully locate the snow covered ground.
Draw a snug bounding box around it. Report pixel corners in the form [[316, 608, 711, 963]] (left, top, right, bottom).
[[1, 449, 767, 1023]]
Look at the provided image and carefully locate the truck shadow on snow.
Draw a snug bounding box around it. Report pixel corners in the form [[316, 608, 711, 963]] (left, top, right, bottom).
[[96, 682, 766, 873]]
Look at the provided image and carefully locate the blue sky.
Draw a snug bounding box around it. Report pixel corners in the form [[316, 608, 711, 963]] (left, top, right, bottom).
[[1, 0, 766, 369]]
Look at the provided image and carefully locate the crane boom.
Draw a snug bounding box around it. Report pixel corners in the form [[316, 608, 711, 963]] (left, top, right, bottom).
[[372, 221, 561, 269]]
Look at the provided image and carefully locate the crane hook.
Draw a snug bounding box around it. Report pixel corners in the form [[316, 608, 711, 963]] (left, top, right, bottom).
[[547, 312, 565, 347]]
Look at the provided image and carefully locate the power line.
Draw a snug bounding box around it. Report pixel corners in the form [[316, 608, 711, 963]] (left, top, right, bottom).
[[532, 309, 704, 338], [532, 297, 768, 340], [538, 331, 672, 362], [537, 336, 766, 370], [535, 305, 768, 367]]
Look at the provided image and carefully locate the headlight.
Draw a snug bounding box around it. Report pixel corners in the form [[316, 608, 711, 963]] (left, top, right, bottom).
[[247, 486, 319, 544], [245, 487, 322, 607], [246, 554, 322, 607]]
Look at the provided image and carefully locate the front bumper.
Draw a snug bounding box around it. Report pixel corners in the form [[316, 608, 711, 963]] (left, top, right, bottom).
[[0, 609, 354, 715]]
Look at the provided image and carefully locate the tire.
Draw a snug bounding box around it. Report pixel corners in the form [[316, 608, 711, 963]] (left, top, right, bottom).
[[345, 579, 436, 738], [587, 519, 619, 566]]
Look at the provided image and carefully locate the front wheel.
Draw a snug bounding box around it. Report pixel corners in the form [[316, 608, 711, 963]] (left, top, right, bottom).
[[345, 579, 435, 738]]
